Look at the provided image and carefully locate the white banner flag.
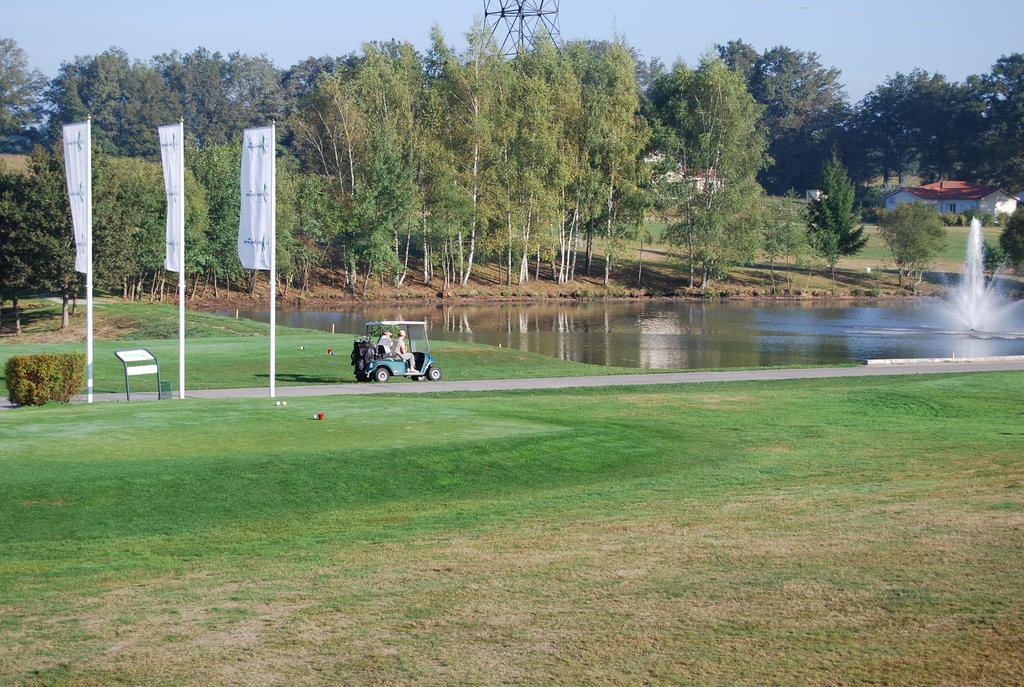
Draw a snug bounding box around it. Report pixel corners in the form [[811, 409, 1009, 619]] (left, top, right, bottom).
[[238, 126, 274, 271], [62, 122, 91, 273], [159, 123, 184, 272]]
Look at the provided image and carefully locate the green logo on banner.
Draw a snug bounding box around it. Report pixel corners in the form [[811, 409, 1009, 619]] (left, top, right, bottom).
[[64, 130, 84, 152], [246, 134, 268, 154], [245, 183, 270, 203], [243, 237, 268, 255]]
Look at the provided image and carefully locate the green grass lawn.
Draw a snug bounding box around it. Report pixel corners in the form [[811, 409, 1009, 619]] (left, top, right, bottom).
[[846, 224, 998, 270], [616, 220, 983, 296], [2, 372, 1022, 684], [0, 302, 654, 393], [628, 217, 1021, 296]]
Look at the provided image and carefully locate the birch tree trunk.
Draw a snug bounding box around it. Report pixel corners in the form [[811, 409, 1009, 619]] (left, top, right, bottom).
[[462, 143, 480, 285], [61, 291, 70, 330]]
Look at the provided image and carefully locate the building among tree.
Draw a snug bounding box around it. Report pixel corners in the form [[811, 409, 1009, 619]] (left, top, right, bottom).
[[645, 154, 722, 191], [883, 181, 1018, 217]]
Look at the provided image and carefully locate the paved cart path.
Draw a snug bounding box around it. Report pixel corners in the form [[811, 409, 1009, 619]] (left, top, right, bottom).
[[54, 359, 1024, 404]]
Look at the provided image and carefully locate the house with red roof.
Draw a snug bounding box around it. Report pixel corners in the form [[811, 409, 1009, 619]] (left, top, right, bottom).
[[883, 181, 1018, 218]]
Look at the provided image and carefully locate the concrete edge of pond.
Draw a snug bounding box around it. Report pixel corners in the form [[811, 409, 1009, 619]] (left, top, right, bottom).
[[864, 355, 1024, 366]]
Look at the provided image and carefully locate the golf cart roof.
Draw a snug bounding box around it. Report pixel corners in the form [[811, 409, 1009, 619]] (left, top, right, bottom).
[[365, 321, 427, 327]]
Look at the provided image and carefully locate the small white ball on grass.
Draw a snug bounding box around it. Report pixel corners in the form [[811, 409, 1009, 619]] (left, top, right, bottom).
[[275, 400, 281, 406]]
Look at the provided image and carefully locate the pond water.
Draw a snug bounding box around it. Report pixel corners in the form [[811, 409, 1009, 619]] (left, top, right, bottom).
[[224, 299, 1024, 370]]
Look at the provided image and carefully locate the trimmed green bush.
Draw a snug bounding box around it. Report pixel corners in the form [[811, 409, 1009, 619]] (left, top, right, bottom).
[[960, 210, 993, 226], [5, 353, 85, 406], [939, 212, 961, 227]]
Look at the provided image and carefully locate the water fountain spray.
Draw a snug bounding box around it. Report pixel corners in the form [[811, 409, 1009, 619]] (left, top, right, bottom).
[[945, 218, 1017, 332]]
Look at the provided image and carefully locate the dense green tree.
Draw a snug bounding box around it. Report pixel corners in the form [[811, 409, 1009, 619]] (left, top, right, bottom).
[[847, 69, 986, 186], [187, 141, 242, 294], [650, 58, 768, 289], [0, 38, 46, 152], [746, 45, 849, 194], [976, 54, 1024, 190], [1000, 208, 1024, 271], [154, 49, 234, 146], [92, 156, 165, 296], [92, 155, 209, 301], [154, 48, 284, 147], [581, 42, 649, 286], [352, 41, 421, 289], [634, 55, 665, 97], [225, 52, 285, 129], [46, 49, 179, 157], [715, 40, 758, 82], [982, 239, 1006, 280], [878, 202, 947, 289], [290, 42, 424, 293], [281, 55, 349, 104], [290, 69, 364, 196], [422, 23, 503, 286], [556, 41, 598, 283], [0, 147, 77, 331], [759, 194, 807, 292], [850, 72, 920, 186], [281, 172, 342, 295], [492, 43, 561, 285], [911, 74, 984, 182], [806, 154, 866, 280], [0, 162, 41, 332]]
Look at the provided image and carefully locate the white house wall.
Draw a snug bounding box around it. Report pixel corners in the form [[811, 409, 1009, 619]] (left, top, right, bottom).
[[886, 190, 1018, 217], [981, 193, 1018, 217], [885, 192, 975, 214], [884, 191, 920, 210], [938, 199, 978, 213]]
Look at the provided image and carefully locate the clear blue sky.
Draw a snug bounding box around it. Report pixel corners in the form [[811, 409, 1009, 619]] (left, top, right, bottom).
[[7, 0, 1023, 101]]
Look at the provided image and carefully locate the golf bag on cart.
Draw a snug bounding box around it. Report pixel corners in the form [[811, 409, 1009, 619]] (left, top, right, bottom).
[[351, 338, 375, 381]]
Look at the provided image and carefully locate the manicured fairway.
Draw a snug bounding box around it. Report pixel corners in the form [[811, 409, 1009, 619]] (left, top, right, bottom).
[[0, 303, 654, 394], [2, 372, 1022, 684]]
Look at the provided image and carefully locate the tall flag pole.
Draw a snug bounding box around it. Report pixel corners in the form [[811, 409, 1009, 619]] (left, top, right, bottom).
[[269, 120, 277, 399], [63, 119, 93, 402], [159, 120, 186, 399], [178, 118, 185, 399], [238, 123, 276, 397]]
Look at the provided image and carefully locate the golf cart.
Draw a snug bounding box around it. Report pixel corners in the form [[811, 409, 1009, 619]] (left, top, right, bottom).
[[351, 320, 443, 383]]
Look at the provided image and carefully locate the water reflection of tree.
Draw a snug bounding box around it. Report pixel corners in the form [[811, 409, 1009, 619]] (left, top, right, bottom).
[[246, 300, 1024, 370]]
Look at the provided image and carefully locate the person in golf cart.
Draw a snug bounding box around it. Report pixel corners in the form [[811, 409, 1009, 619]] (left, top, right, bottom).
[[393, 329, 419, 374], [376, 329, 394, 356], [352, 320, 443, 382]]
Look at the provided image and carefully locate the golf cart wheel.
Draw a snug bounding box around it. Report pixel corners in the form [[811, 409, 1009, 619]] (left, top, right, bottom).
[[427, 366, 443, 381], [373, 367, 391, 383]]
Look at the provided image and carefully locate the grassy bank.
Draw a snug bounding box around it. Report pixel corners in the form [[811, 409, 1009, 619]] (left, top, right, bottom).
[[2, 372, 1023, 684], [0, 302, 654, 393]]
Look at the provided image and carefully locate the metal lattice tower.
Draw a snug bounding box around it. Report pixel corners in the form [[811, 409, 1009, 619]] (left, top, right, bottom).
[[484, 1, 561, 58]]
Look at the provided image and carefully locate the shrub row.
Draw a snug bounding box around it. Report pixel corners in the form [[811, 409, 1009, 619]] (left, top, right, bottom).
[[939, 211, 997, 227], [5, 353, 85, 406]]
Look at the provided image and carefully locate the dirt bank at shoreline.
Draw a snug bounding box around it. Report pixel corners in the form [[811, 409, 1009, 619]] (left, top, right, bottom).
[[186, 277, 1023, 313]]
